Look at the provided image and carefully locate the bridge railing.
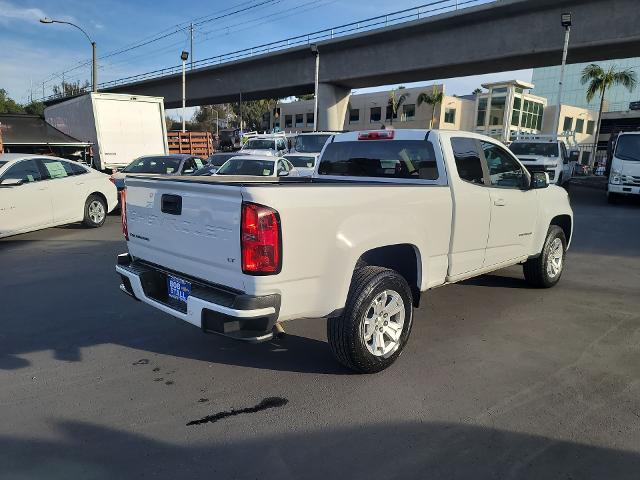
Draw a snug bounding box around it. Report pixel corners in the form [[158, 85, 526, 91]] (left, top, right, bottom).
[[43, 0, 494, 102]]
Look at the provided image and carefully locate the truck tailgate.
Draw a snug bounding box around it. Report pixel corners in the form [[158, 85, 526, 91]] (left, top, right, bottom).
[[124, 177, 245, 291]]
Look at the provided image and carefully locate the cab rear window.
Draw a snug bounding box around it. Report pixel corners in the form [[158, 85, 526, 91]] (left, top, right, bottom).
[[318, 140, 438, 180]]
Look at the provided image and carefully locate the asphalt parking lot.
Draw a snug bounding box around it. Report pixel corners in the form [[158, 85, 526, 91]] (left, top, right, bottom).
[[1, 185, 639, 479]]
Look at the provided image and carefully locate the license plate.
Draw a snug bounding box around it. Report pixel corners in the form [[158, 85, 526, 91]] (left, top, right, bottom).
[[167, 275, 191, 304]]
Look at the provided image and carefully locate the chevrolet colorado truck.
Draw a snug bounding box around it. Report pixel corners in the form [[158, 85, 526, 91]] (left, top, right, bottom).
[[116, 130, 573, 373]]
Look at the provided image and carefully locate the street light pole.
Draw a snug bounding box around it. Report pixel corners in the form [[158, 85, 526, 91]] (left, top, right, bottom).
[[40, 17, 97, 93], [553, 13, 572, 136], [311, 44, 319, 132], [181, 51, 189, 133]]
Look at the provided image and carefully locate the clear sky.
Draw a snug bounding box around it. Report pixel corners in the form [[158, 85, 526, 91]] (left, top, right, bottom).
[[0, 0, 532, 115]]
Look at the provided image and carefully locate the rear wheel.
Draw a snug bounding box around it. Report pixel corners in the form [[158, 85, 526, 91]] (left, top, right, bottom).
[[523, 226, 566, 288], [83, 194, 107, 228], [327, 266, 414, 373]]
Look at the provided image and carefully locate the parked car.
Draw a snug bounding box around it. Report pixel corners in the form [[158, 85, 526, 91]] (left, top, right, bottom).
[[283, 154, 317, 177], [199, 152, 241, 175], [239, 135, 289, 157], [110, 154, 204, 191], [116, 129, 572, 373], [0, 154, 117, 238], [508, 137, 575, 186], [293, 132, 334, 154], [215, 155, 298, 177], [608, 131, 640, 203]]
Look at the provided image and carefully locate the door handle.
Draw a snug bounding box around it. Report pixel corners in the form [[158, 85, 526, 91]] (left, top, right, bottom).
[[494, 198, 506, 206], [75, 182, 85, 186]]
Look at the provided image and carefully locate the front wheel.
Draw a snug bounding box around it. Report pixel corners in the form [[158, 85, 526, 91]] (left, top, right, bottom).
[[82, 194, 107, 228], [327, 266, 414, 373], [523, 226, 566, 288]]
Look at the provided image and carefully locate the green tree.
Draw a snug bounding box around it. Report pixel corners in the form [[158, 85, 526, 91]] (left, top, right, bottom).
[[0, 89, 24, 114], [52, 80, 91, 98], [387, 86, 409, 126], [417, 86, 445, 128], [581, 64, 637, 164], [24, 101, 45, 116], [296, 94, 315, 101]]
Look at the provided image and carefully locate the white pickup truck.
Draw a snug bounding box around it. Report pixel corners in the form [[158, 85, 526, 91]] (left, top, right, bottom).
[[116, 130, 573, 373], [508, 137, 575, 186]]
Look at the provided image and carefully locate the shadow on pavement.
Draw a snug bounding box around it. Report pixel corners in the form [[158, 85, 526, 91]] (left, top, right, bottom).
[[0, 420, 638, 479]]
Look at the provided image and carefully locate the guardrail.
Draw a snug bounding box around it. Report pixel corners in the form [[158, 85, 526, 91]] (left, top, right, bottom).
[[42, 0, 494, 102]]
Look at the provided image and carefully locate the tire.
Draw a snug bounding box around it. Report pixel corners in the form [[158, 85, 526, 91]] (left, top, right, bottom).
[[82, 194, 107, 228], [327, 266, 414, 373], [607, 192, 620, 204], [523, 226, 566, 288]]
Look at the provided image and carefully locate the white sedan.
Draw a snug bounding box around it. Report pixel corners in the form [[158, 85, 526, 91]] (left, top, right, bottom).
[[215, 155, 300, 177], [0, 154, 118, 238]]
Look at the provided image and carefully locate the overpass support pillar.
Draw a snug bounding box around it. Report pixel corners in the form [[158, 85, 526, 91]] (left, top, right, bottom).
[[317, 83, 350, 132]]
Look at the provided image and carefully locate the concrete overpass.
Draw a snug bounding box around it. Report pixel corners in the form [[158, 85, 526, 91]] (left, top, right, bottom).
[[95, 0, 640, 129]]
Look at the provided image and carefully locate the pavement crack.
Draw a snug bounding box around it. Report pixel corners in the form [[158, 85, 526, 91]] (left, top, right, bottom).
[[186, 397, 288, 426]]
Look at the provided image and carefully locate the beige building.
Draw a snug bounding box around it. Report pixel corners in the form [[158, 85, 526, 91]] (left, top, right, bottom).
[[543, 104, 597, 144], [273, 84, 475, 133]]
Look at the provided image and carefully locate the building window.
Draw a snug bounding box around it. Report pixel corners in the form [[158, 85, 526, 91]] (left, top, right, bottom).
[[444, 108, 456, 124], [586, 120, 595, 134], [489, 96, 506, 126], [562, 116, 573, 132], [575, 118, 584, 133], [349, 109, 360, 124], [370, 107, 382, 123], [402, 104, 415, 121], [306, 112, 314, 127], [285, 115, 293, 128], [492, 87, 508, 95], [477, 98, 487, 127], [385, 105, 398, 121], [295, 114, 304, 128]]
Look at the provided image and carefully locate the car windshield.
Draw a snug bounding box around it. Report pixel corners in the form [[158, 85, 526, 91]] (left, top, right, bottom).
[[123, 156, 182, 174], [285, 155, 316, 168], [615, 135, 640, 162], [295, 134, 332, 153], [244, 139, 275, 150], [216, 159, 275, 176], [207, 154, 235, 166], [509, 142, 559, 157], [318, 140, 439, 180]]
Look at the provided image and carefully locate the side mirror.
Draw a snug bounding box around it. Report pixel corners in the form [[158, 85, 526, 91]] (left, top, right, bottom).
[[0, 178, 24, 187], [530, 171, 549, 189], [278, 170, 289, 177]]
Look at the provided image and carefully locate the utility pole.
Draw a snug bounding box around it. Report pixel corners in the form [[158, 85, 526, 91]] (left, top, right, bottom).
[[190, 23, 194, 70], [42, 82, 45, 100], [181, 51, 189, 133], [239, 91, 243, 132], [311, 44, 319, 132], [553, 13, 572, 136]]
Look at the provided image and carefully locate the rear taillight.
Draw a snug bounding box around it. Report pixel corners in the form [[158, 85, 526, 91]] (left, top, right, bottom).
[[241, 202, 281, 275], [120, 189, 129, 241]]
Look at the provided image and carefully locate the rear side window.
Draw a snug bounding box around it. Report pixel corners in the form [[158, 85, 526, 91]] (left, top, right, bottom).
[[318, 140, 438, 180], [1, 159, 42, 183], [70, 162, 89, 175], [451, 137, 484, 185], [41, 159, 70, 179]]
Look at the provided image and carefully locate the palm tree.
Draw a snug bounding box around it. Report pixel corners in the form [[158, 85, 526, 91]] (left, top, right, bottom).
[[417, 86, 445, 128], [581, 64, 637, 165], [387, 86, 409, 126], [472, 87, 483, 95]]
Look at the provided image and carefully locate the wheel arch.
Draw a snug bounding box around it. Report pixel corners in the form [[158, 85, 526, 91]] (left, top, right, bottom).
[[355, 244, 422, 307], [550, 214, 572, 246], [87, 191, 108, 207]]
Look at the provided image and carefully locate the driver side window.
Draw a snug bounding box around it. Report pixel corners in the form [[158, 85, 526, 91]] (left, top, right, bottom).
[[481, 141, 526, 189], [1, 160, 43, 183]]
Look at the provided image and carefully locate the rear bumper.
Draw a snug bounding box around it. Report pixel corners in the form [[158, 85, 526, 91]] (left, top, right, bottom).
[[115, 253, 280, 342]]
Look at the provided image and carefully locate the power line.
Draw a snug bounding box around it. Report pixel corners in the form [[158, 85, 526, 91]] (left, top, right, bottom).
[[33, 0, 282, 89]]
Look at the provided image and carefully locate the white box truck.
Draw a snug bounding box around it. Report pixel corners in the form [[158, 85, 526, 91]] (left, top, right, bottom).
[[44, 92, 169, 171]]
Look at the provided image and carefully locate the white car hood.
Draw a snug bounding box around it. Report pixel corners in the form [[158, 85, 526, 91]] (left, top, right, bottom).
[[517, 155, 560, 167]]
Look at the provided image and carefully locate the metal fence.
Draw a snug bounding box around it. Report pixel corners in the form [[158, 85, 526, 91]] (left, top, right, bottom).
[[42, 0, 494, 102]]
